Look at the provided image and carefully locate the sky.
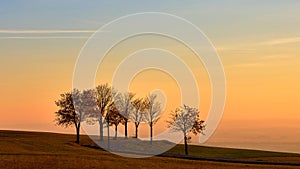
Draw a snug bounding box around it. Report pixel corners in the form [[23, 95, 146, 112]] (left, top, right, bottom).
[[0, 1, 300, 153]]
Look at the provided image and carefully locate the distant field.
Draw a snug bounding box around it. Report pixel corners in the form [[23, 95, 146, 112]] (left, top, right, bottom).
[[167, 144, 300, 162], [0, 130, 300, 169]]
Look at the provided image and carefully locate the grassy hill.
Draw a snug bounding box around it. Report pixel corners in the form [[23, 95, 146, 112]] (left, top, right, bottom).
[[0, 130, 300, 169]]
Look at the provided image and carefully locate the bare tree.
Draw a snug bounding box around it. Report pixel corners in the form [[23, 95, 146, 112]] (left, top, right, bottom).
[[95, 84, 113, 142], [104, 105, 112, 149], [167, 105, 205, 155], [55, 89, 96, 144], [114, 92, 135, 138], [103, 104, 124, 149], [55, 91, 79, 143], [80, 89, 99, 121], [106, 105, 124, 140], [144, 94, 162, 144], [130, 98, 146, 138]]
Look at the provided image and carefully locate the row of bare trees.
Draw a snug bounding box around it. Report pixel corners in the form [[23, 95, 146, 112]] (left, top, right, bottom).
[[55, 83, 205, 155], [55, 84, 162, 143]]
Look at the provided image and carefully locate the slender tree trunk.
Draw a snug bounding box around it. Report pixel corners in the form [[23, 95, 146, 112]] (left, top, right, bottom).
[[135, 123, 138, 138], [150, 122, 153, 145], [124, 120, 128, 138], [75, 122, 80, 144], [107, 122, 110, 150], [99, 116, 103, 142], [114, 124, 118, 139], [184, 133, 188, 155]]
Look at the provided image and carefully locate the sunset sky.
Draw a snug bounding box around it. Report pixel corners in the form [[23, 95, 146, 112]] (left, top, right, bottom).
[[0, 1, 300, 153]]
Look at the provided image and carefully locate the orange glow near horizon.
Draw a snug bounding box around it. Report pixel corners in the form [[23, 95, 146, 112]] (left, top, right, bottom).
[[1, 37, 300, 128]]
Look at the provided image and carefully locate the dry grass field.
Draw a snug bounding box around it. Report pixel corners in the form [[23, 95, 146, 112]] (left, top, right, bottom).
[[0, 130, 300, 169]]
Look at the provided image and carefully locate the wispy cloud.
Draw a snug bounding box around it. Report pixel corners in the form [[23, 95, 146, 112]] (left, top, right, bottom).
[[259, 37, 300, 46], [0, 29, 103, 40], [261, 55, 290, 60], [217, 36, 300, 51], [0, 36, 90, 39], [0, 29, 96, 34], [216, 47, 256, 55], [232, 63, 264, 68], [230, 55, 292, 68]]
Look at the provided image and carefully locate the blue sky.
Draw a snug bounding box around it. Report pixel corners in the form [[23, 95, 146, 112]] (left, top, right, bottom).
[[1, 0, 299, 46]]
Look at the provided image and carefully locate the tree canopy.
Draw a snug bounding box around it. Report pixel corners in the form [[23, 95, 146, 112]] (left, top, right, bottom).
[[167, 105, 205, 155]]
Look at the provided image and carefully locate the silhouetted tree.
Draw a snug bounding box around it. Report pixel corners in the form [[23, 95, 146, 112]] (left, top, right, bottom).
[[106, 105, 124, 139], [95, 84, 114, 142], [104, 106, 112, 150], [144, 94, 162, 144], [130, 98, 146, 138], [167, 105, 205, 155], [114, 92, 135, 138], [55, 89, 97, 144], [80, 89, 99, 122], [55, 91, 79, 143]]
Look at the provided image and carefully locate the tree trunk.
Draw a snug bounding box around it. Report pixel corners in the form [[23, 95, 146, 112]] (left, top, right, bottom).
[[114, 124, 118, 139], [184, 133, 188, 155], [107, 122, 110, 150], [135, 123, 138, 138], [99, 116, 103, 142], [124, 120, 128, 138], [150, 122, 153, 145], [75, 122, 80, 144]]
